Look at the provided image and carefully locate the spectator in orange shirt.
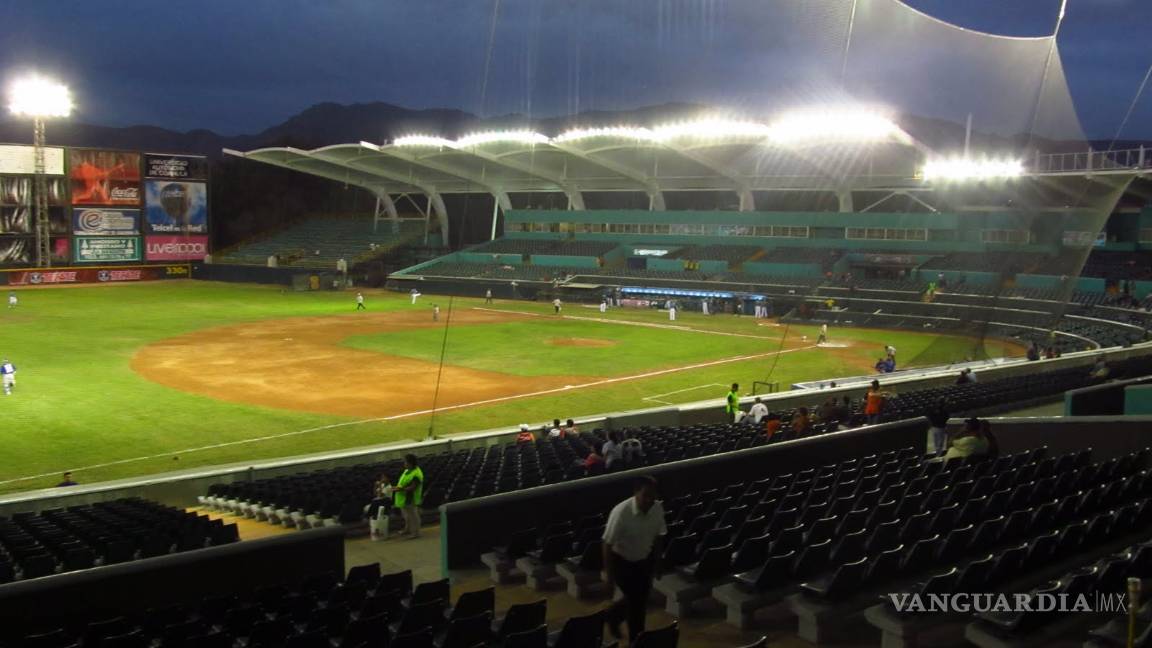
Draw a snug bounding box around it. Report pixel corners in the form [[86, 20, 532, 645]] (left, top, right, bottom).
[[763, 413, 782, 440], [864, 380, 887, 425]]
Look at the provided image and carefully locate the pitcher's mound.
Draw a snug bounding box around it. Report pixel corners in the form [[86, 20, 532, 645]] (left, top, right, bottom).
[[549, 337, 617, 348]]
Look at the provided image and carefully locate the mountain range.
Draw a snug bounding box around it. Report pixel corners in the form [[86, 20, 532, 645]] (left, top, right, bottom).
[[2, 101, 1142, 157]]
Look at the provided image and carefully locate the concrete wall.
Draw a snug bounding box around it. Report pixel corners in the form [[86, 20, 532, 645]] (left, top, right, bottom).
[[0, 527, 345, 640], [1125, 385, 1152, 415]]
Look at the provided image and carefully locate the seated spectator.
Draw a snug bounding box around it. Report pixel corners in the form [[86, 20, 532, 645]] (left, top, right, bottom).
[[549, 418, 563, 438], [816, 396, 838, 426], [791, 407, 812, 437], [56, 471, 78, 487], [1026, 342, 1041, 361], [602, 431, 623, 470], [763, 413, 782, 440], [943, 418, 991, 460], [582, 446, 606, 475], [563, 418, 578, 435], [365, 474, 395, 540], [956, 368, 974, 385], [621, 431, 645, 465], [516, 423, 535, 443], [749, 397, 769, 424], [825, 396, 852, 430]]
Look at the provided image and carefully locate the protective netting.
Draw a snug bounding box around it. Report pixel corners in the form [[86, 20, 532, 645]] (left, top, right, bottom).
[[461, 0, 1085, 142], [438, 0, 1137, 367]]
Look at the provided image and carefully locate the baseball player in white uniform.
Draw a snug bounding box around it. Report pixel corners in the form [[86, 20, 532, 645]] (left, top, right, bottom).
[[7, 291, 16, 308], [410, 288, 421, 305], [1, 359, 15, 395]]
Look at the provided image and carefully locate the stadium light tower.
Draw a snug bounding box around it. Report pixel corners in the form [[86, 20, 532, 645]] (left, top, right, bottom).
[[8, 76, 72, 267]]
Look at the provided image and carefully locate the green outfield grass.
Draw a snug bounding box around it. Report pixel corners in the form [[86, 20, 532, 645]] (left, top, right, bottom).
[[0, 281, 1019, 494]]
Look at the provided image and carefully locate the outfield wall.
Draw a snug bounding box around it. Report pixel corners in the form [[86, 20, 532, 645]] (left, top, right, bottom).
[[0, 263, 191, 286]]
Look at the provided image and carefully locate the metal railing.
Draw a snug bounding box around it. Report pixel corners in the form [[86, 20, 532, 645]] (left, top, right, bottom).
[[1033, 147, 1149, 174]]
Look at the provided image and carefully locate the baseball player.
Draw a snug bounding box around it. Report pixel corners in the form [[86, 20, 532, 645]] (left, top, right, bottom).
[[7, 291, 16, 308], [356, 292, 366, 310], [818, 323, 828, 345], [410, 288, 421, 305], [553, 298, 562, 314], [1, 359, 15, 395], [433, 304, 440, 321]]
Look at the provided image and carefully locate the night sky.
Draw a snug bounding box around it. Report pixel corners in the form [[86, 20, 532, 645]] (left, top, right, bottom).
[[0, 0, 1148, 139]]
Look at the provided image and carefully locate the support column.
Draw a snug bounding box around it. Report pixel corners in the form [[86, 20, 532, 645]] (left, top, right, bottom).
[[837, 189, 854, 213], [648, 190, 666, 211], [738, 188, 756, 212], [374, 193, 400, 234], [429, 192, 449, 245], [490, 191, 512, 241], [566, 189, 586, 211]]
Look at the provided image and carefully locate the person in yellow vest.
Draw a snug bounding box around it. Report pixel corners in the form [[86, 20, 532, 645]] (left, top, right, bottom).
[[394, 454, 425, 539], [725, 383, 740, 422]]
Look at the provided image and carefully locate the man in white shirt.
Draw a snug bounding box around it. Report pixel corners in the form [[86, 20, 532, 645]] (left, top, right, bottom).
[[602, 431, 623, 471], [553, 297, 562, 314], [748, 397, 769, 424], [818, 323, 828, 345], [602, 476, 666, 641]]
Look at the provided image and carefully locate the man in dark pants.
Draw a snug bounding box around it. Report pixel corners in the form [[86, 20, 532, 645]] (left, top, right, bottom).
[[602, 476, 667, 641]]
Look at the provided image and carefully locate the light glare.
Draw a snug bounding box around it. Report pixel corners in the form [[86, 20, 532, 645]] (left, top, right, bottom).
[[922, 158, 1023, 181], [767, 109, 898, 144], [8, 76, 73, 118], [554, 126, 656, 142], [392, 135, 456, 148], [455, 130, 549, 147]]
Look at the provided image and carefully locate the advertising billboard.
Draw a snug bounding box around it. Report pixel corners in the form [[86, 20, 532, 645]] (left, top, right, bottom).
[[0, 207, 30, 234], [145, 235, 209, 261], [144, 154, 208, 180], [0, 145, 65, 175], [73, 236, 141, 263], [7, 266, 178, 286], [0, 177, 66, 206], [70, 149, 141, 206], [144, 180, 207, 234], [72, 208, 141, 236], [0, 238, 31, 264]]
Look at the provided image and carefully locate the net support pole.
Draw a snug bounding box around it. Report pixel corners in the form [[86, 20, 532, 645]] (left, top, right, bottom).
[[964, 113, 972, 157]]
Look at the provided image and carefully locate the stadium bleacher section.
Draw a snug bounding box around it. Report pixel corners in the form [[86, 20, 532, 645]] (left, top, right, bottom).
[[198, 358, 1146, 533], [0, 498, 238, 584], [216, 216, 425, 269], [0, 558, 640, 648]]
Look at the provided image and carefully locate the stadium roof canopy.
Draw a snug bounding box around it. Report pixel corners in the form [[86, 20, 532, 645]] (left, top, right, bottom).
[[225, 113, 1151, 237], [225, 113, 936, 212]]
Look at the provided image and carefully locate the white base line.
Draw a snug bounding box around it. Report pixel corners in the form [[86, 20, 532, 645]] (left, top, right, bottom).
[[0, 314, 809, 486], [643, 383, 726, 405], [473, 307, 782, 340]]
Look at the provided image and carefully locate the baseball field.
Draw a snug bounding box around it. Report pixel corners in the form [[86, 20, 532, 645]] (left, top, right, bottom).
[[0, 280, 1023, 494]]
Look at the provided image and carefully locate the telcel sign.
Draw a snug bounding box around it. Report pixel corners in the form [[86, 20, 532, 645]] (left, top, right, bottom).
[[633, 249, 669, 257]]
